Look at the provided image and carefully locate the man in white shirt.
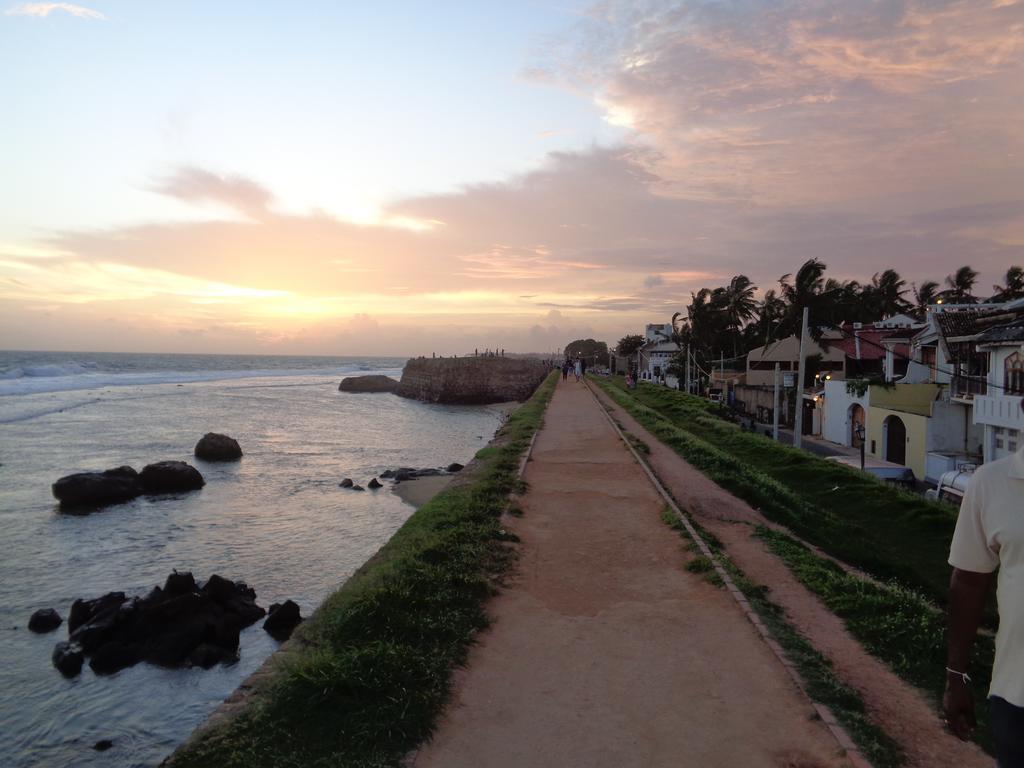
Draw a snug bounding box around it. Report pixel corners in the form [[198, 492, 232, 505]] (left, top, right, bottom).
[[946, 401, 1024, 767]]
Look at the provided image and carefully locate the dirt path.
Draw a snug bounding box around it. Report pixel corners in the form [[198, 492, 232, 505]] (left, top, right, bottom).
[[411, 378, 852, 768], [590, 384, 992, 768]]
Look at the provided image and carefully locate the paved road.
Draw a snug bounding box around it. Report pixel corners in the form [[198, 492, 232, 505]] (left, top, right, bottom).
[[412, 378, 848, 768]]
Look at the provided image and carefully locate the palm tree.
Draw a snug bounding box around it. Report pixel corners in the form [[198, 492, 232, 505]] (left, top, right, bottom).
[[750, 289, 785, 346], [723, 274, 758, 331], [940, 266, 979, 304], [992, 266, 1024, 302], [778, 258, 830, 338], [868, 269, 910, 317], [912, 280, 939, 319]]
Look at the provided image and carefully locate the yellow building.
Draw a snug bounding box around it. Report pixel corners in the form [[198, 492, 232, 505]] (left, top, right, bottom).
[[866, 383, 978, 482]]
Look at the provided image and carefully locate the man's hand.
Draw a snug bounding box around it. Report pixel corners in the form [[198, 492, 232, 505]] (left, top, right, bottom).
[[943, 676, 976, 740], [945, 567, 994, 741]]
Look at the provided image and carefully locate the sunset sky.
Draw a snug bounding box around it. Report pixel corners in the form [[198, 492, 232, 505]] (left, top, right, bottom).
[[2, 0, 1023, 355]]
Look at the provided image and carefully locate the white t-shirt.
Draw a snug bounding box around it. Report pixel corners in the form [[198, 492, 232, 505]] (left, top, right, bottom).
[[949, 447, 1024, 707]]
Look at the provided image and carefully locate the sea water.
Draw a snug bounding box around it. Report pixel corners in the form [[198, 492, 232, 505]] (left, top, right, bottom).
[[0, 351, 508, 767]]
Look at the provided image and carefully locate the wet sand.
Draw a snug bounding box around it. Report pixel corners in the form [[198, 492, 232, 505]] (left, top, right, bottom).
[[392, 475, 453, 508]]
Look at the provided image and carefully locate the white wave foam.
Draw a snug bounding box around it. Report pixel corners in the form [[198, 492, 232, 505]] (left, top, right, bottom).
[[0, 361, 100, 380], [0, 365, 402, 397]]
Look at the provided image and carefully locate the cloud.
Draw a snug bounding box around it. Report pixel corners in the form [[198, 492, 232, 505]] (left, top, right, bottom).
[[643, 274, 664, 289], [543, 0, 1024, 206], [150, 167, 274, 219], [6, 2, 104, 19]]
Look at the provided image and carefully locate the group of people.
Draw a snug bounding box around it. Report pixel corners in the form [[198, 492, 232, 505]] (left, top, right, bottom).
[[560, 354, 586, 382]]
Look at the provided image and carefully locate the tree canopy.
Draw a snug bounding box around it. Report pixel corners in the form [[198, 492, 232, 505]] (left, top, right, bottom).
[[565, 338, 609, 362], [615, 334, 645, 357]]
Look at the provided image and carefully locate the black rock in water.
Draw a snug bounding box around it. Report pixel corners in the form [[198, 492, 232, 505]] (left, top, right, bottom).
[[338, 375, 399, 393], [139, 461, 205, 494], [367, 478, 382, 489], [351, 484, 365, 491], [194, 432, 243, 461], [51, 466, 142, 510], [57, 573, 266, 676], [89, 640, 139, 675], [263, 600, 302, 641], [446, 463, 464, 473], [93, 740, 114, 752], [339, 478, 354, 488], [52, 641, 84, 677], [28, 608, 62, 633], [380, 467, 415, 479]]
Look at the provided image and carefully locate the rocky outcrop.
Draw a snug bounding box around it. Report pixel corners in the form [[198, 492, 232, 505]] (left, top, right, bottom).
[[367, 478, 382, 489], [140, 461, 205, 494], [29, 608, 62, 633], [55, 572, 265, 676], [396, 357, 548, 404], [380, 467, 446, 482], [446, 463, 464, 473], [53, 461, 205, 511], [263, 600, 302, 641], [338, 375, 399, 393], [52, 641, 84, 677], [194, 433, 242, 461], [52, 466, 142, 509]]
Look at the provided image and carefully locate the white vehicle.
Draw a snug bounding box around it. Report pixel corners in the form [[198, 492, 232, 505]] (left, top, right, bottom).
[[825, 455, 915, 487], [925, 466, 975, 507]]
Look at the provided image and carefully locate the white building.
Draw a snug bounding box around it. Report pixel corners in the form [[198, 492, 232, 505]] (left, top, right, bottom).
[[974, 314, 1024, 463], [822, 379, 869, 448]]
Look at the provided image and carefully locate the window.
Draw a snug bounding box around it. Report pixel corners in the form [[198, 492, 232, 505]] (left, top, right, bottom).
[[1007, 352, 1024, 395], [1009, 429, 1020, 453]]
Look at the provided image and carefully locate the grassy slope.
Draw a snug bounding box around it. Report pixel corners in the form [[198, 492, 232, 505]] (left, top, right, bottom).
[[171, 372, 558, 768], [600, 378, 995, 755], [596, 378, 957, 606], [756, 527, 994, 755]]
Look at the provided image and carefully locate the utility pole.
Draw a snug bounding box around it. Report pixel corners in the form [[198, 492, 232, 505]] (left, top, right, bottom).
[[793, 306, 810, 449], [685, 343, 691, 394], [772, 363, 781, 441], [720, 351, 725, 403]]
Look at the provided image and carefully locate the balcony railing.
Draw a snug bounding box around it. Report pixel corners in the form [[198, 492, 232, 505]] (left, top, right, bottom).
[[951, 375, 987, 400], [974, 394, 1024, 429]]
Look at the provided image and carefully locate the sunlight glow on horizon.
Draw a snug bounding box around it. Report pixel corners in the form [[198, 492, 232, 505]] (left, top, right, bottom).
[[1, 1, 1022, 355]]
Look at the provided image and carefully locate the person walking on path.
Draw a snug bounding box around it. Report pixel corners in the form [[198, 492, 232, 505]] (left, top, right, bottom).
[[580, 356, 587, 380], [946, 397, 1024, 767], [573, 355, 582, 382], [561, 359, 570, 382]]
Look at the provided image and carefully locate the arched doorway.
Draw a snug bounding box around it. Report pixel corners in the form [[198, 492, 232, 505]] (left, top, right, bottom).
[[884, 415, 906, 465], [849, 404, 865, 448]]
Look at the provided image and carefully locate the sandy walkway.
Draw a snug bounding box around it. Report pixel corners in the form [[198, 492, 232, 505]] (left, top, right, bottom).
[[590, 384, 992, 768], [412, 379, 850, 768]]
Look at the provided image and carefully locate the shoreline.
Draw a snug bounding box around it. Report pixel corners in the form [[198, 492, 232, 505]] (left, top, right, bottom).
[[392, 475, 454, 509], [164, 376, 557, 767]]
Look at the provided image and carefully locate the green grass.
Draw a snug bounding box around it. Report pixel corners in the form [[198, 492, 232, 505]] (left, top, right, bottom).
[[755, 526, 995, 755], [170, 372, 558, 768], [658, 505, 904, 767], [599, 379, 997, 758], [594, 378, 959, 609]]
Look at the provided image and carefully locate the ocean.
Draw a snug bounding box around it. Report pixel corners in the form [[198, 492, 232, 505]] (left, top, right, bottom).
[[0, 351, 509, 768]]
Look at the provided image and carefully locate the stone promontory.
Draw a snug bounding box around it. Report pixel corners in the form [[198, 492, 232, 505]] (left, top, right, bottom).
[[396, 357, 548, 404]]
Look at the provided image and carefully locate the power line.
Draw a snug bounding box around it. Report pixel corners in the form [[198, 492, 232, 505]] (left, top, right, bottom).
[[821, 317, 1022, 397]]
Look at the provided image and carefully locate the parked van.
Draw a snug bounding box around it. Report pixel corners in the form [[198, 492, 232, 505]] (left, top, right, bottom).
[[926, 466, 975, 507]]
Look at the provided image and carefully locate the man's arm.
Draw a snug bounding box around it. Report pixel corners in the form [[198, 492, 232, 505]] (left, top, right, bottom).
[[944, 567, 995, 740]]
